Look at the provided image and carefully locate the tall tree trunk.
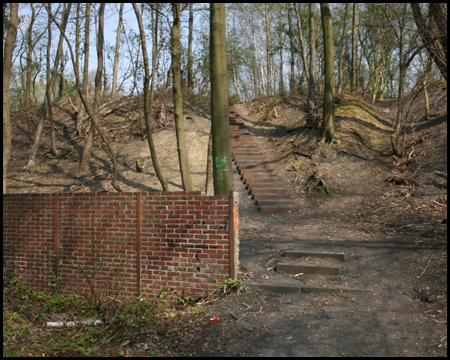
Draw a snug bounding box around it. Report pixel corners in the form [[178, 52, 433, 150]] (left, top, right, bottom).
[[294, 3, 310, 86], [371, 30, 387, 103], [232, 72, 241, 101], [171, 3, 194, 191], [308, 3, 316, 105], [187, 3, 194, 94], [78, 5, 96, 175], [3, 3, 18, 193], [391, 4, 408, 157], [321, 3, 336, 143], [111, 3, 124, 97], [278, 16, 284, 95], [337, 3, 349, 96], [210, 3, 234, 195], [78, 5, 100, 170], [79, 3, 107, 176], [351, 3, 359, 94], [410, 3, 447, 82], [76, 3, 90, 137], [133, 3, 169, 191], [23, 3, 71, 171], [241, 6, 267, 96], [204, 131, 213, 194], [25, 4, 36, 108], [74, 3, 81, 118], [378, 53, 391, 100], [287, 4, 295, 94], [264, 4, 274, 96], [423, 57, 432, 118], [44, 3, 121, 191], [58, 52, 65, 99], [50, 3, 71, 155]]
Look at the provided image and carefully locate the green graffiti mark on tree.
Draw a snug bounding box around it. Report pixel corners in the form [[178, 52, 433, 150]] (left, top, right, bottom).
[[215, 156, 227, 180]]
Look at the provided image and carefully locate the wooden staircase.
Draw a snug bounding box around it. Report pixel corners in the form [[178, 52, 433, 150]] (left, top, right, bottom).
[[229, 106, 299, 213]]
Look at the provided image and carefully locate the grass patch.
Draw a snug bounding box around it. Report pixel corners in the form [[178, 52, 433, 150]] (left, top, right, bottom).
[[3, 273, 247, 357]]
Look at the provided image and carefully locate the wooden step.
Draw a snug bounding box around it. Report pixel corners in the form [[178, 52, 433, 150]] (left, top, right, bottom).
[[231, 136, 253, 142], [231, 144, 259, 149], [241, 171, 276, 184], [245, 178, 283, 186], [230, 133, 251, 138], [283, 251, 346, 262], [276, 262, 341, 275], [240, 169, 274, 178], [252, 193, 292, 200], [237, 163, 271, 171], [239, 166, 273, 173], [250, 187, 286, 195], [229, 124, 247, 130], [256, 198, 298, 207], [233, 155, 266, 161], [229, 105, 298, 213], [245, 180, 283, 188], [232, 148, 260, 154], [244, 176, 280, 185], [233, 155, 263, 162], [231, 139, 254, 144], [247, 183, 285, 192], [259, 205, 300, 213]]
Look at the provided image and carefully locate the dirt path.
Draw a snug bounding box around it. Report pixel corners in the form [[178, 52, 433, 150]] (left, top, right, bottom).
[[188, 99, 447, 357]]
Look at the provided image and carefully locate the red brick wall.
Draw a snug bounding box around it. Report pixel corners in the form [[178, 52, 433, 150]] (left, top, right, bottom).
[[3, 191, 232, 302]]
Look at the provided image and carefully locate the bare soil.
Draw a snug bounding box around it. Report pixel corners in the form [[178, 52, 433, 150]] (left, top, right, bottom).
[[6, 82, 447, 356]]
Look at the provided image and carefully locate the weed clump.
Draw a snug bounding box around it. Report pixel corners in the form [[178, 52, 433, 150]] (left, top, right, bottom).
[[3, 272, 246, 357]]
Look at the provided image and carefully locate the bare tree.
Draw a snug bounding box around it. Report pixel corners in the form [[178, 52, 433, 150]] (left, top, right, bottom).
[[24, 4, 37, 108], [79, 4, 106, 175], [390, 4, 422, 157], [321, 3, 336, 143], [337, 3, 350, 96], [23, 3, 71, 171], [187, 3, 194, 94], [3, 3, 19, 193], [411, 3, 447, 81], [351, 3, 360, 94], [287, 4, 295, 94], [294, 3, 310, 88], [309, 3, 316, 105], [171, 3, 194, 191], [111, 3, 124, 96], [44, 3, 121, 191], [76, 3, 90, 137], [133, 3, 169, 191]]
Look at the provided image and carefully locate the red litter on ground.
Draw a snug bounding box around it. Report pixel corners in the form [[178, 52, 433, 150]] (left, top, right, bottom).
[[209, 317, 219, 321]]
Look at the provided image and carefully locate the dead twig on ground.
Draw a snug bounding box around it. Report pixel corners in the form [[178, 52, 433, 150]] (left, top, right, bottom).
[[420, 259, 431, 278]]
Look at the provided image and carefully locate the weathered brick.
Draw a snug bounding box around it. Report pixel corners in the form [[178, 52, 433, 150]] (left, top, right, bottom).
[[3, 191, 232, 303]]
